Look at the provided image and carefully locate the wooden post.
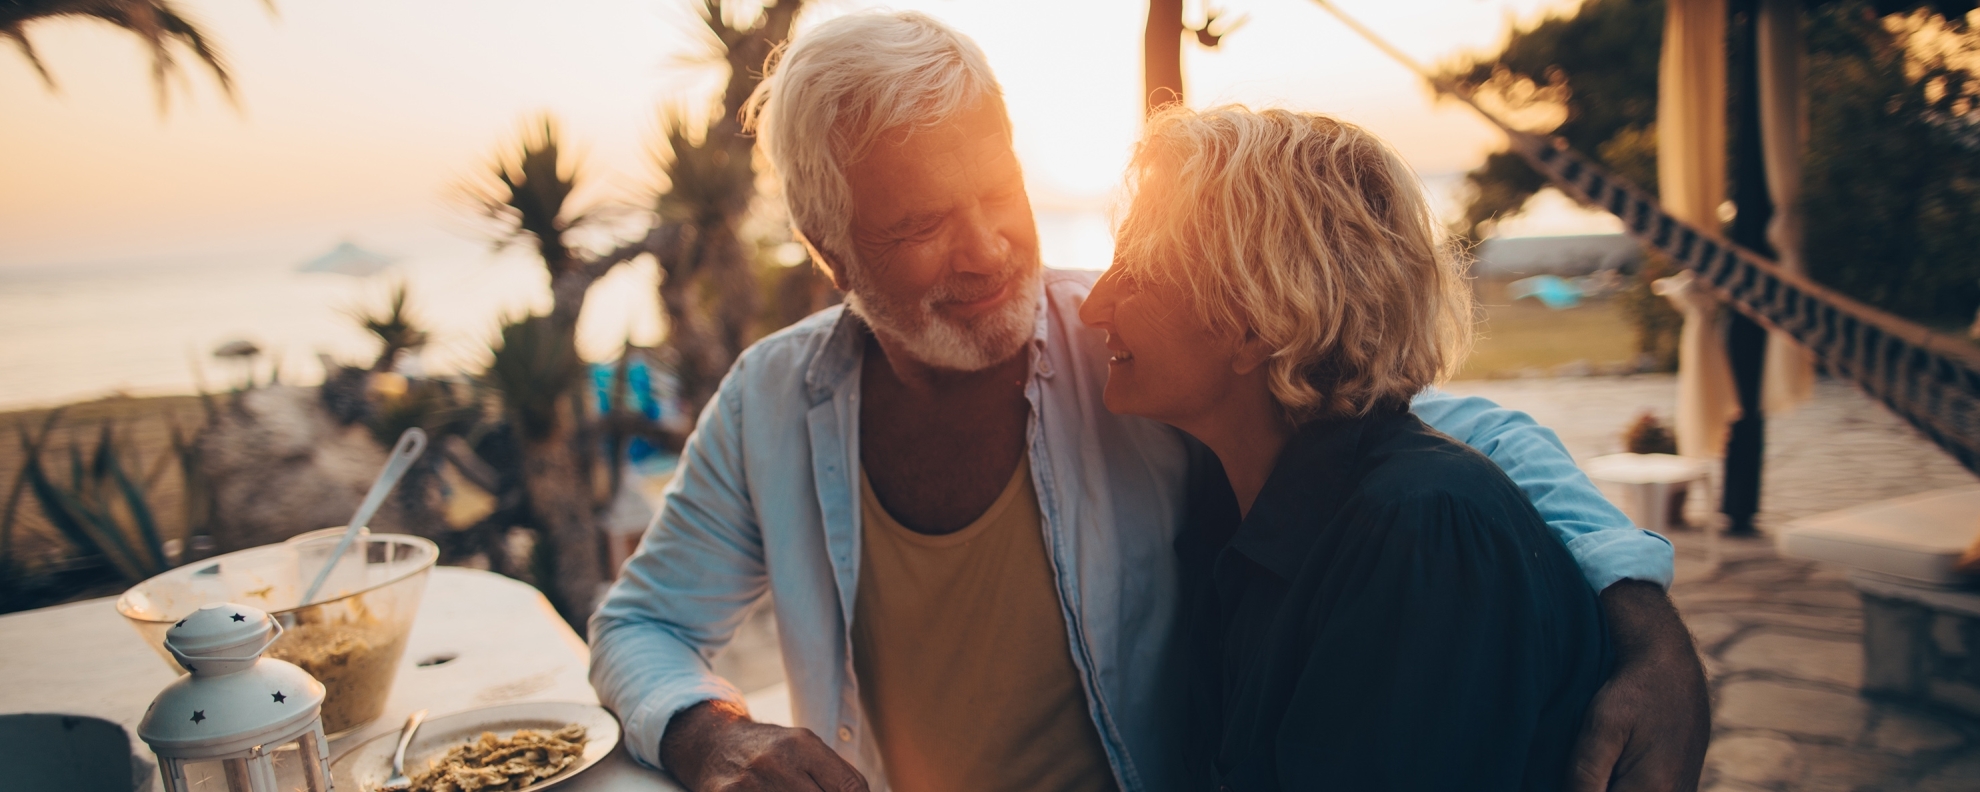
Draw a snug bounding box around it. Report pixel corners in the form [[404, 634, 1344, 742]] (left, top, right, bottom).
[[1723, 0, 1773, 536], [1143, 0, 1184, 114]]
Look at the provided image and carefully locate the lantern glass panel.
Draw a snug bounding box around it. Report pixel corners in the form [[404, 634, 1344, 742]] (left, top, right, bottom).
[[168, 740, 324, 792]]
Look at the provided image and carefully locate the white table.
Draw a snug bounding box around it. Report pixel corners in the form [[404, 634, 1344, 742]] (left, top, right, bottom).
[[0, 566, 685, 791], [1584, 453, 1720, 568]]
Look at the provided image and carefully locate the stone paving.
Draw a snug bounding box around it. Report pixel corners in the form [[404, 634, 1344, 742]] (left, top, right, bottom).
[[1444, 375, 1980, 792]]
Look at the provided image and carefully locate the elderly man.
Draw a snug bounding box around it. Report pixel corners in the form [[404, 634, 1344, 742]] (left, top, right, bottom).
[[592, 10, 1707, 792]]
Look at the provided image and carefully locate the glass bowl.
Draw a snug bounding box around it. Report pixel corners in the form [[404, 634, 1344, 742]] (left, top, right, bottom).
[[116, 531, 438, 738]]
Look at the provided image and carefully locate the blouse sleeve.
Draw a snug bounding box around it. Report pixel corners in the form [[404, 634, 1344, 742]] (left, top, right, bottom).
[[1271, 491, 1606, 792]]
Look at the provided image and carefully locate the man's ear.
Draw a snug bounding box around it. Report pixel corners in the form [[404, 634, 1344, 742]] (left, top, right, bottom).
[[1232, 330, 1273, 376], [794, 230, 851, 291]]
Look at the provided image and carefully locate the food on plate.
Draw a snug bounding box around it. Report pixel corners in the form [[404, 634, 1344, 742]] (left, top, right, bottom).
[[403, 724, 589, 792]]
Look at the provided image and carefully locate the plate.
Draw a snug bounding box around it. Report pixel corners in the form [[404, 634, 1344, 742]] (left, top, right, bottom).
[[330, 701, 620, 792]]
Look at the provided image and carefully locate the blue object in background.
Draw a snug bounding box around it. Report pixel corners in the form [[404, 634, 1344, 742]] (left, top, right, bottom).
[[592, 357, 682, 475], [1508, 274, 1584, 309]]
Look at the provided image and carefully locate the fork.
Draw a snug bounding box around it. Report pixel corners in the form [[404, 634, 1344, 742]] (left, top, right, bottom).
[[378, 709, 428, 792]]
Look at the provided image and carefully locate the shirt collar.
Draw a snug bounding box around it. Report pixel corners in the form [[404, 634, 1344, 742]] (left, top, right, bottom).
[[1224, 414, 1388, 582]]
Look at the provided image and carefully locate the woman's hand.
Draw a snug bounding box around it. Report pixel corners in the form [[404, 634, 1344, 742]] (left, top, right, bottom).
[[1568, 580, 1712, 792]]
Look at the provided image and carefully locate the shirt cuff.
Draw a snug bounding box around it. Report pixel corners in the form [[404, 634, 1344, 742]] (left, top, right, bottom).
[[620, 677, 750, 771], [1565, 527, 1675, 592]]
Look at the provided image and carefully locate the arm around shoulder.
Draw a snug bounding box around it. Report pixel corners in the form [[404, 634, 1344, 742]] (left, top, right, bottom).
[[1410, 389, 1674, 591]]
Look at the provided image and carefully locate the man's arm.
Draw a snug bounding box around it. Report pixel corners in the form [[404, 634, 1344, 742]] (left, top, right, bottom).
[[1410, 389, 1673, 590], [588, 361, 767, 770], [1411, 389, 1708, 792], [589, 357, 869, 792]]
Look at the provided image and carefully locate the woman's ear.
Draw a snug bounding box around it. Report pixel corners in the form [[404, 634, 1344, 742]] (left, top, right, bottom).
[[1232, 330, 1272, 376]]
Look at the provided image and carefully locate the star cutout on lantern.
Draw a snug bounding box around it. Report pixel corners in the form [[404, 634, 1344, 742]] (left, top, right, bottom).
[[191, 711, 206, 724], [272, 691, 287, 703], [175, 620, 186, 628], [231, 613, 246, 622]]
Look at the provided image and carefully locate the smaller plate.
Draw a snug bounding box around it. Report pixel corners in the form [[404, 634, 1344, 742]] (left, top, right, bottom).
[[331, 701, 620, 792]]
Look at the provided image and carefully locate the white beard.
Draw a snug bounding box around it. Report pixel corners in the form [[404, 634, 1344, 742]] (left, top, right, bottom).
[[844, 263, 1040, 372]]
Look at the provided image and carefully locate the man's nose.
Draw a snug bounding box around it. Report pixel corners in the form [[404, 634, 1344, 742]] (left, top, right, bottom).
[[952, 204, 1012, 276], [1079, 271, 1118, 328]]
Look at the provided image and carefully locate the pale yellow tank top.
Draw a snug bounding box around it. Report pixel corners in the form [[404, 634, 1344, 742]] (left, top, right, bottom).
[[852, 456, 1117, 792]]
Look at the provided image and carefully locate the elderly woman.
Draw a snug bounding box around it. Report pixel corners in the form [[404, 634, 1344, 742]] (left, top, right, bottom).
[[1079, 107, 1610, 791]]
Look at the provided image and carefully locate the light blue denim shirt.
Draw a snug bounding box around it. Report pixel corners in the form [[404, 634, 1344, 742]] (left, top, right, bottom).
[[590, 269, 1672, 792]]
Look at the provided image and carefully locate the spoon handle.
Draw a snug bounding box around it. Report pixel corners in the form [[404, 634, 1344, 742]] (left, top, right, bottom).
[[299, 427, 428, 606], [392, 709, 429, 778]]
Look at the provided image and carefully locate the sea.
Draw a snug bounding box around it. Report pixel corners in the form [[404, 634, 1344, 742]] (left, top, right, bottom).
[[0, 208, 1118, 412], [0, 172, 1597, 412]]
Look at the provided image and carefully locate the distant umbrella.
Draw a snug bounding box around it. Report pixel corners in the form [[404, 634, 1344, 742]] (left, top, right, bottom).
[[299, 241, 396, 277], [212, 340, 261, 359]]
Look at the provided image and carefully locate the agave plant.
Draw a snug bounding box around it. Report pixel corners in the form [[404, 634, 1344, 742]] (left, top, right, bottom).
[[16, 416, 171, 583]]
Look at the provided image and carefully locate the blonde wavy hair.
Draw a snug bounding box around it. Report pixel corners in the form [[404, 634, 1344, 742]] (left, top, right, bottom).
[[1113, 106, 1475, 423]]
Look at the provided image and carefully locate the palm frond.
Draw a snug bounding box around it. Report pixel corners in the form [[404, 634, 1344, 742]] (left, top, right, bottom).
[[484, 315, 584, 441], [464, 116, 587, 271], [349, 281, 430, 372], [652, 111, 753, 227], [1, 0, 267, 112]]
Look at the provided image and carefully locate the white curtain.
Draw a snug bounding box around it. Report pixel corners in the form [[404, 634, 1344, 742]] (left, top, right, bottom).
[[1758, 0, 1816, 415], [1658, 0, 1739, 459]]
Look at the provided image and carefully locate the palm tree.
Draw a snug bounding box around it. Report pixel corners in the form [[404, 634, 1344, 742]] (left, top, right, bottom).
[[2, 0, 271, 111], [465, 117, 665, 335], [457, 0, 808, 629], [651, 0, 803, 413]]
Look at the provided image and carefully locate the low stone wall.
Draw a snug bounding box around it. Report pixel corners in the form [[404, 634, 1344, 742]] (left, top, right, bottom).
[[1863, 592, 1980, 718]]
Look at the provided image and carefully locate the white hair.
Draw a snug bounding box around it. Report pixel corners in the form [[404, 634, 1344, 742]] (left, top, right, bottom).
[[742, 10, 1008, 269]]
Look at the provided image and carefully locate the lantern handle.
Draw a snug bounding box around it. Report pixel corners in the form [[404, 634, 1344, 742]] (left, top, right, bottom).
[[164, 618, 286, 666]]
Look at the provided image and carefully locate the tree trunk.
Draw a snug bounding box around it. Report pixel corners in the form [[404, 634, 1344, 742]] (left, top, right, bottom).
[[520, 396, 607, 632]]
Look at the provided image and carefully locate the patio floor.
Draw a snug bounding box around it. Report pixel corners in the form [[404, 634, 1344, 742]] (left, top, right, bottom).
[[1445, 374, 1980, 792]]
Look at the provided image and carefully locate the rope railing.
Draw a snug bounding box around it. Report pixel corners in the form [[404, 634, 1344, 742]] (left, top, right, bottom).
[[1312, 0, 1980, 476]]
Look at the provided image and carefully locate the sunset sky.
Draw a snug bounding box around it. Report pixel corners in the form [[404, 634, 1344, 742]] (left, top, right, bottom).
[[0, 0, 1620, 407], [0, 0, 1608, 268]]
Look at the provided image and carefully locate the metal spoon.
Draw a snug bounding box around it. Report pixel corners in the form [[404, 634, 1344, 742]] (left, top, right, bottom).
[[299, 427, 427, 607], [379, 708, 428, 792]]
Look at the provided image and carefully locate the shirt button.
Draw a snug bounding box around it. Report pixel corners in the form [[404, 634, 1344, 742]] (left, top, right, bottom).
[[837, 726, 854, 742]]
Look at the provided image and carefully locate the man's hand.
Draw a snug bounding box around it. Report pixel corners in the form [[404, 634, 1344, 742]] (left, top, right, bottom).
[[660, 699, 870, 792], [1568, 580, 1711, 792]]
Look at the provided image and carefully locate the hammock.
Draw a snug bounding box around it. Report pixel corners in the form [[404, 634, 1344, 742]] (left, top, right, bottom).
[[1508, 130, 1980, 474], [1313, 0, 1980, 476]]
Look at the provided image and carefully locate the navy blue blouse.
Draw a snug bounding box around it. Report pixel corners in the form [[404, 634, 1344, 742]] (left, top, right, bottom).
[[1174, 409, 1611, 791]]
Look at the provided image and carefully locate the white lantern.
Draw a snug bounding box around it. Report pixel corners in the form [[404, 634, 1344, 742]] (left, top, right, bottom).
[[138, 603, 334, 792]]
